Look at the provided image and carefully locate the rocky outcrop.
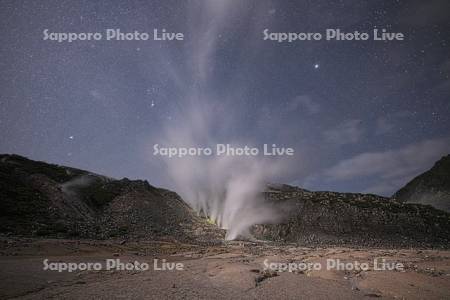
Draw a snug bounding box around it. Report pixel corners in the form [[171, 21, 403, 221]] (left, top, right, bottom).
[[0, 154, 224, 242], [251, 184, 450, 248], [2, 154, 450, 248], [393, 155, 450, 212]]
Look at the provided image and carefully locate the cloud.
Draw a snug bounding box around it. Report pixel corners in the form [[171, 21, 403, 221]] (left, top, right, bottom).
[[361, 178, 407, 196], [322, 137, 450, 195], [288, 95, 320, 115], [323, 119, 364, 145], [375, 117, 394, 135], [375, 111, 417, 136]]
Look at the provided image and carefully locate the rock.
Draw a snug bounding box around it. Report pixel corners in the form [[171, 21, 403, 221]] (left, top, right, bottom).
[[251, 183, 450, 248], [255, 270, 278, 286], [394, 155, 450, 212], [0, 154, 225, 243], [1, 153, 449, 249], [364, 292, 382, 297]]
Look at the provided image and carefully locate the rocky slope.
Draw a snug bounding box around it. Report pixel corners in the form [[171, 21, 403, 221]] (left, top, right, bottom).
[[393, 154, 450, 212], [251, 184, 450, 248], [0, 154, 224, 242], [2, 154, 450, 248]]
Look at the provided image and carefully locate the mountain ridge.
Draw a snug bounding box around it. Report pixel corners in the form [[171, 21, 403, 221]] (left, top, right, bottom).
[[393, 154, 450, 212], [1, 153, 449, 248], [0, 153, 225, 243]]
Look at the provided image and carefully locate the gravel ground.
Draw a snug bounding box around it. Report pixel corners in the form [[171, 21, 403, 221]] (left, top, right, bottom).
[[1, 238, 449, 299]]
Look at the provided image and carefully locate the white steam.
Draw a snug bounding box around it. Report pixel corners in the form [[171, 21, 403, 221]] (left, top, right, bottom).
[[163, 149, 283, 240], [60, 175, 96, 195], [148, 1, 289, 240], [156, 97, 288, 240]]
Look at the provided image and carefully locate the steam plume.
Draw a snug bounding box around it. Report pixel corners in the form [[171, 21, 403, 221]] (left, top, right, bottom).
[[159, 104, 284, 240], [151, 2, 288, 239]]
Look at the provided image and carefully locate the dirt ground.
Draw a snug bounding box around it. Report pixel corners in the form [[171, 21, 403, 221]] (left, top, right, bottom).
[[0, 238, 449, 299]]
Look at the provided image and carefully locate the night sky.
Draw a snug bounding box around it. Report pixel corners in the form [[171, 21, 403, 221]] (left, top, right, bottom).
[[1, 0, 449, 196]]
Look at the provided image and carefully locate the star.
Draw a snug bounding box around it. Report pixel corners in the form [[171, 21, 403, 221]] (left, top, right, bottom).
[[1, 0, 448, 201]]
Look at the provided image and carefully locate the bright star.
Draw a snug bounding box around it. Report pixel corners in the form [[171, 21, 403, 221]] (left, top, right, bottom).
[[314, 64, 319, 69]]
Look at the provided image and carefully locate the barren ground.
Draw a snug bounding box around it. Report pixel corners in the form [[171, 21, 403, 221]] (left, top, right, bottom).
[[1, 238, 449, 299]]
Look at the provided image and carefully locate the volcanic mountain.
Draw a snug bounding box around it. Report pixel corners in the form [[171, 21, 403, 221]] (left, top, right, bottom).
[[1, 154, 449, 248], [0, 154, 224, 242], [393, 154, 450, 212], [252, 184, 450, 248]]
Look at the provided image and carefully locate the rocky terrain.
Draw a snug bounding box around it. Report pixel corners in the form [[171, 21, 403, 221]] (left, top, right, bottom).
[[0, 154, 224, 243], [2, 154, 450, 248], [1, 154, 450, 299], [393, 155, 450, 212], [1, 238, 450, 299], [252, 184, 450, 248]]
